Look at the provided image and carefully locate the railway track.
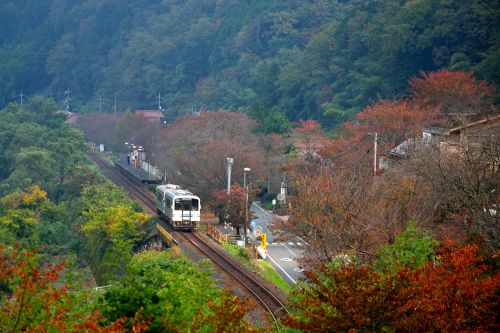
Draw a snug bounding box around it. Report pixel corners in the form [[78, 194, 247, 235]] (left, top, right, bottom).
[[87, 151, 290, 325]]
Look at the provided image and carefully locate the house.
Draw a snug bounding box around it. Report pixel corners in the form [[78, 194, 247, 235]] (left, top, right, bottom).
[[423, 114, 500, 156], [379, 113, 500, 170], [134, 110, 164, 123], [294, 141, 324, 162]]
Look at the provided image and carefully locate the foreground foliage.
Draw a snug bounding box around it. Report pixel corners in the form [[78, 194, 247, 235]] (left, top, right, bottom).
[[0, 244, 150, 332], [98, 250, 258, 332], [284, 241, 499, 332]]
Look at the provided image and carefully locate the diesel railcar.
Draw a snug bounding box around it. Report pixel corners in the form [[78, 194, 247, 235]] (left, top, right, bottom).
[[156, 184, 200, 230]]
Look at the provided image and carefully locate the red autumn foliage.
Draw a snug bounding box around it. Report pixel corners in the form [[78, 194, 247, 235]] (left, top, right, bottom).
[[187, 289, 260, 333], [0, 244, 151, 332], [76, 113, 120, 147], [409, 70, 496, 116], [283, 241, 499, 332], [392, 242, 499, 332], [153, 110, 264, 201], [321, 70, 497, 166], [321, 99, 439, 163], [293, 120, 326, 161], [210, 183, 257, 227]]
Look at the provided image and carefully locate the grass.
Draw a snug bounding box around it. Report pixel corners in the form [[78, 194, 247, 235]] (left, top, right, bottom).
[[261, 200, 275, 210], [219, 242, 294, 293], [94, 150, 116, 165], [221, 242, 249, 263], [197, 222, 208, 233], [257, 260, 294, 293]]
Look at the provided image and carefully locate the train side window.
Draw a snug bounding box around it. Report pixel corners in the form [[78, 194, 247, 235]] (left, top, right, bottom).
[[191, 199, 199, 211]]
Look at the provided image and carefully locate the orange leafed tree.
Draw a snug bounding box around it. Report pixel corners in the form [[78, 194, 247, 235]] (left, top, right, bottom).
[[293, 120, 326, 161], [0, 244, 150, 332], [355, 99, 438, 145], [322, 70, 497, 163], [283, 241, 499, 332], [392, 242, 499, 332], [272, 170, 381, 268], [409, 70, 496, 116], [210, 183, 257, 228], [187, 290, 260, 333], [322, 99, 439, 161]]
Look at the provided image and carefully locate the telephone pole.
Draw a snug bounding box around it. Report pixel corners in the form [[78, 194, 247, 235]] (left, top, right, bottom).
[[64, 89, 71, 112], [244, 167, 251, 245], [157, 92, 163, 111], [369, 132, 378, 175], [114, 92, 117, 115]]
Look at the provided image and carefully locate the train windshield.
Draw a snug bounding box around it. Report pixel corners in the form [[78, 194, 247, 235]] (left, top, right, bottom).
[[174, 198, 199, 211]]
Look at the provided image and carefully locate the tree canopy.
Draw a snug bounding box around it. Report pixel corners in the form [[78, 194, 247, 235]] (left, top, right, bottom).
[[0, 0, 497, 128]]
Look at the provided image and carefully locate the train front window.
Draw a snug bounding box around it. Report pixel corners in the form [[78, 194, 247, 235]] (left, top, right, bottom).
[[174, 198, 199, 211]]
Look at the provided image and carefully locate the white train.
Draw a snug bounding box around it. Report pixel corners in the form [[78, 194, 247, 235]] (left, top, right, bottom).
[[156, 184, 200, 230]]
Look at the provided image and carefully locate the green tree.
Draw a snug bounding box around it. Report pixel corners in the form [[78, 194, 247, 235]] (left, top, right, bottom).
[[0, 185, 47, 245], [78, 183, 150, 284], [99, 250, 256, 332], [375, 221, 436, 273]]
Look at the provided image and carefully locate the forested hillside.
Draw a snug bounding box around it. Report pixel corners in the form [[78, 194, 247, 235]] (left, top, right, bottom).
[[1, 0, 498, 127]]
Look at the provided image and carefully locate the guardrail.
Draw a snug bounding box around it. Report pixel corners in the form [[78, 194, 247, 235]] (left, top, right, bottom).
[[207, 224, 228, 244], [156, 223, 175, 246]]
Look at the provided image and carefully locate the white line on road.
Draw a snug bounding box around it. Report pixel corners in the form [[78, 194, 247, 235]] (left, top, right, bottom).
[[252, 202, 272, 217], [267, 254, 297, 284], [285, 245, 298, 257]]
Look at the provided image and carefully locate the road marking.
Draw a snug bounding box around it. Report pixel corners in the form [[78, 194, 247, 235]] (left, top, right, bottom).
[[280, 258, 292, 262], [267, 254, 297, 284], [285, 245, 298, 257], [252, 202, 272, 217]]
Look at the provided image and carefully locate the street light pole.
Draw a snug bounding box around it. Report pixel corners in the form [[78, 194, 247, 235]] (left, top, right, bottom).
[[227, 158, 233, 195], [244, 167, 251, 246]]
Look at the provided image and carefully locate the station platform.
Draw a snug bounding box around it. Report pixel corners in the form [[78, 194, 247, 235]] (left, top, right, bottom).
[[115, 159, 161, 184]]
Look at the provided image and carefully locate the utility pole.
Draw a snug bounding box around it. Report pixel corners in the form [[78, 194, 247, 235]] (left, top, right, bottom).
[[19, 92, 24, 111], [98, 96, 103, 112], [226, 157, 234, 195], [114, 92, 117, 115], [157, 92, 163, 111], [64, 89, 71, 113], [369, 132, 378, 175]]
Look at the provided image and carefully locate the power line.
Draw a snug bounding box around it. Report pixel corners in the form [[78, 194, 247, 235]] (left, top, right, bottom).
[[328, 134, 371, 160], [329, 147, 373, 170]]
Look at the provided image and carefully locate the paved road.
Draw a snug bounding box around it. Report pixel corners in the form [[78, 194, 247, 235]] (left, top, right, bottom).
[[250, 203, 304, 284]]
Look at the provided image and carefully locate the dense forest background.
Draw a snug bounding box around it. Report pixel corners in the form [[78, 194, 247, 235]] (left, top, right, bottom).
[[1, 0, 498, 127]]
